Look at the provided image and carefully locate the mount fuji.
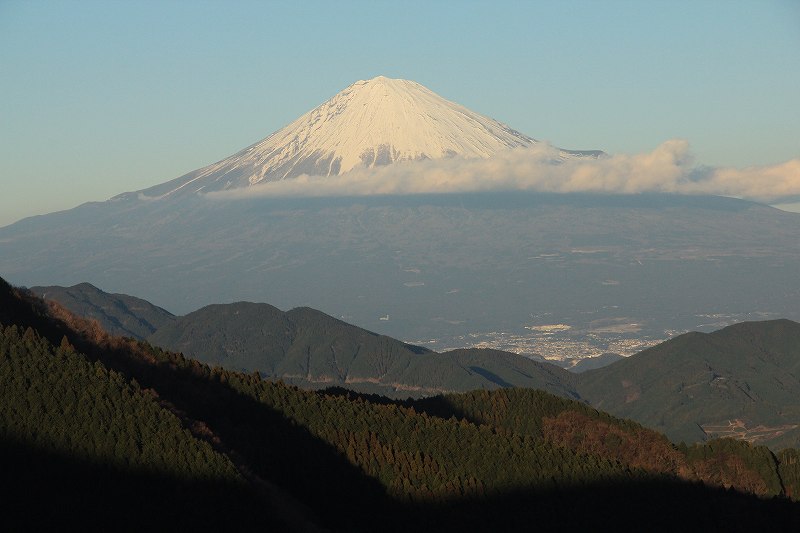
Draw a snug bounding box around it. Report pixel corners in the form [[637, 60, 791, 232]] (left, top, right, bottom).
[[128, 76, 602, 199], [1, 77, 799, 355]]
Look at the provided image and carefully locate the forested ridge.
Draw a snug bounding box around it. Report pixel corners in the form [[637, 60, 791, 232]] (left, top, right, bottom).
[[2, 276, 800, 531], [145, 300, 578, 399], [578, 319, 800, 447]]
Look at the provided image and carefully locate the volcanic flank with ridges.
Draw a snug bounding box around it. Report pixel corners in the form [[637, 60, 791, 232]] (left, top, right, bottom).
[[128, 76, 599, 199]]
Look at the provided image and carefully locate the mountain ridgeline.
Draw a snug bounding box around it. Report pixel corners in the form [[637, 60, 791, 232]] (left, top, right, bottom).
[[31, 282, 800, 453], [4, 275, 800, 530], [146, 309, 800, 450], [31, 282, 175, 338], [31, 282, 577, 397], [146, 301, 577, 398]]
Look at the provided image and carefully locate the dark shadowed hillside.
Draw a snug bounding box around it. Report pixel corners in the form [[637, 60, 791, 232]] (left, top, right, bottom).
[[4, 274, 800, 530], [0, 280, 293, 531]]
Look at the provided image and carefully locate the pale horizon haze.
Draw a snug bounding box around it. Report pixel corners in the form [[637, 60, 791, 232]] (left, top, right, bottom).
[[1, 0, 799, 227]]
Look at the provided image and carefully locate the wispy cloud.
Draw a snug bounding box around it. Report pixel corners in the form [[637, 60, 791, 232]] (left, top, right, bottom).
[[206, 141, 800, 203], [683, 159, 800, 202]]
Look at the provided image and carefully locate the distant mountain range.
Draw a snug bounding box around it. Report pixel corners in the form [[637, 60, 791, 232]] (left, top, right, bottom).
[[32, 282, 577, 398], [4, 274, 800, 530], [31, 281, 800, 450]]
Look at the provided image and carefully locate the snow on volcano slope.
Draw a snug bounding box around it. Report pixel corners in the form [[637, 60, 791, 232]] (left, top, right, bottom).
[[133, 76, 600, 199]]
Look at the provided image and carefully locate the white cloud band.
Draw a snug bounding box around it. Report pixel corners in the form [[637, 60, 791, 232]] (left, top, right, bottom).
[[206, 140, 800, 204]]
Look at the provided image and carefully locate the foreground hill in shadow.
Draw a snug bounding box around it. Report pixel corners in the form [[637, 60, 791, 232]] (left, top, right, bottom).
[[3, 275, 800, 530], [1, 437, 282, 532]]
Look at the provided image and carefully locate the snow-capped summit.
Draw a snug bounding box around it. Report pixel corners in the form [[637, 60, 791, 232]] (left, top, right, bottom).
[[135, 76, 601, 198]]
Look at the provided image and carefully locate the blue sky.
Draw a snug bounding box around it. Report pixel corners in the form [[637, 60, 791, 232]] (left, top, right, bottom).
[[1, 0, 798, 226]]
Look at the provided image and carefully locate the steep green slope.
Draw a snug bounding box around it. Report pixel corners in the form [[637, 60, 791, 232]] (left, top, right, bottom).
[[414, 388, 789, 496], [578, 319, 800, 448], [0, 327, 285, 530], [112, 347, 799, 531], [0, 325, 236, 479], [31, 282, 175, 339], [148, 302, 578, 398], [3, 275, 800, 531]]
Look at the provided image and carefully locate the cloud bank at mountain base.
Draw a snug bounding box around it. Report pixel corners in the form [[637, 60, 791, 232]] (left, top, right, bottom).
[[208, 140, 800, 204]]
